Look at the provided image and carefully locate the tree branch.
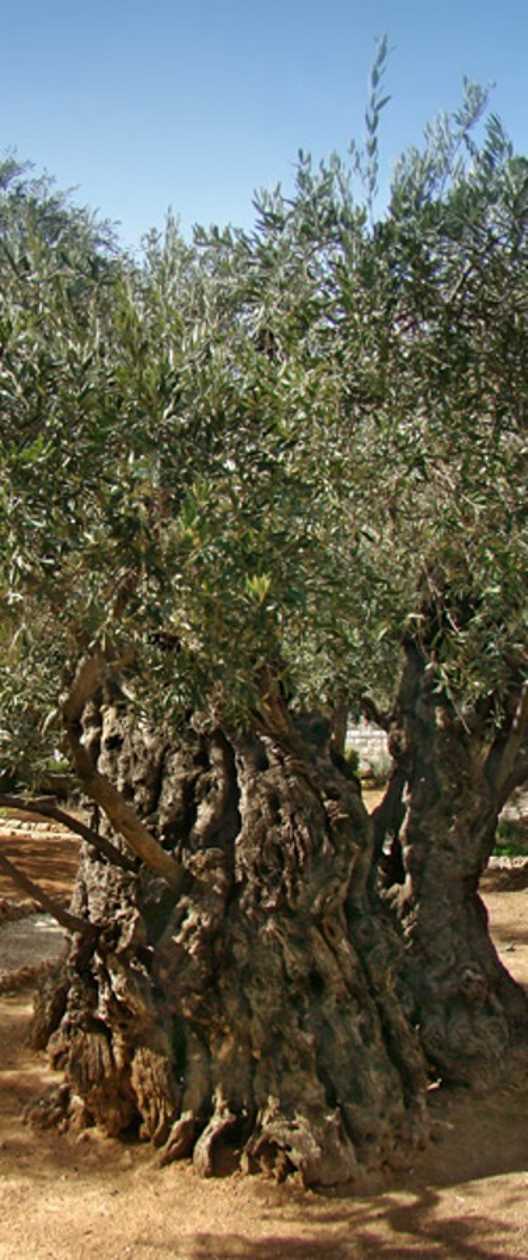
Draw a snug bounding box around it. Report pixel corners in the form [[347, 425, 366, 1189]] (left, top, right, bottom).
[[371, 762, 408, 864], [490, 685, 528, 803], [360, 695, 392, 731], [62, 654, 184, 893], [496, 750, 528, 808], [0, 848, 97, 940], [0, 795, 136, 873]]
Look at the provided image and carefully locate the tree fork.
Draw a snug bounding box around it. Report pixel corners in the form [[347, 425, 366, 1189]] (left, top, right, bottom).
[[62, 654, 185, 891]]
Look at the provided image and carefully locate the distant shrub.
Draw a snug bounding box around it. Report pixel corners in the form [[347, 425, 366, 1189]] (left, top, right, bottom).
[[362, 750, 392, 787], [493, 816, 528, 857], [344, 746, 360, 776]]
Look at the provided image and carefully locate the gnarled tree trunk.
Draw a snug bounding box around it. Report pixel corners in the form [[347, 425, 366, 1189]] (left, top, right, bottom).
[[374, 644, 528, 1089], [31, 697, 428, 1187]]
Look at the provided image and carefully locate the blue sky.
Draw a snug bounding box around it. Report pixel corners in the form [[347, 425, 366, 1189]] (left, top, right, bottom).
[[3, 0, 528, 249]]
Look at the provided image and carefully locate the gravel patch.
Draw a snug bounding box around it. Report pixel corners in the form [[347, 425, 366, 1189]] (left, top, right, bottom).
[[0, 914, 67, 970], [0, 911, 67, 992]]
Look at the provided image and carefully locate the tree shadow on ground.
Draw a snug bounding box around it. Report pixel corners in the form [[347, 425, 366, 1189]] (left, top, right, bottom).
[[124, 1187, 523, 1260], [182, 1182, 524, 1258]]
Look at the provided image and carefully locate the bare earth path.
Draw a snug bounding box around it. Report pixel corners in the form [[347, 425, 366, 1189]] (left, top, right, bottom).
[[1, 816, 528, 1259]]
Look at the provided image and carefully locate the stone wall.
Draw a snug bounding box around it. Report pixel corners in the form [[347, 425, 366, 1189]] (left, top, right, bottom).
[[347, 721, 389, 773]]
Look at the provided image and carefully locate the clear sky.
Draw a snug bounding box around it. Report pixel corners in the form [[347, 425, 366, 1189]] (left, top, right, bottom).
[[3, 0, 528, 250]]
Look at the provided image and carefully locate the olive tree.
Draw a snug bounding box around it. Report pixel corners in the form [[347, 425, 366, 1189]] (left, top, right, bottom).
[[1, 66, 527, 1184]]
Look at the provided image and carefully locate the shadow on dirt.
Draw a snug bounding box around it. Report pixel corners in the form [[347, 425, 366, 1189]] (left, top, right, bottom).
[[124, 1188, 523, 1260]]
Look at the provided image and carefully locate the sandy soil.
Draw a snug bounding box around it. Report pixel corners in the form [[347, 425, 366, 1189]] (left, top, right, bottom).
[[1, 818, 528, 1259]]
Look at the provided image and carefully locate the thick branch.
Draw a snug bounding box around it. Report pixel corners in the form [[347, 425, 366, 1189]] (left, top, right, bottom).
[[0, 849, 97, 940], [360, 695, 391, 732], [189, 731, 234, 847], [63, 654, 184, 892], [330, 698, 348, 757], [495, 750, 528, 808], [0, 795, 135, 873], [256, 667, 301, 750], [488, 685, 528, 804], [371, 762, 407, 864]]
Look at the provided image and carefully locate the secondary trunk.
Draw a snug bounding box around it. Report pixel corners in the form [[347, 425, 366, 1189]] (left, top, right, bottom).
[[30, 699, 428, 1187], [374, 644, 528, 1089]]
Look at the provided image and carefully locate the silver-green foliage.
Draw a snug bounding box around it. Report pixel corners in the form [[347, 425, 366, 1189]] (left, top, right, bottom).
[[0, 70, 527, 780]]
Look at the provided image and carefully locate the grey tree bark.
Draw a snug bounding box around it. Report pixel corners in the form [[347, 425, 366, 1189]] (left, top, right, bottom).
[[30, 693, 428, 1187], [374, 643, 528, 1089]]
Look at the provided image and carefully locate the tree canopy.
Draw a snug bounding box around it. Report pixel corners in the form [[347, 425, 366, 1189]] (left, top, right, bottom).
[[0, 54, 527, 786]]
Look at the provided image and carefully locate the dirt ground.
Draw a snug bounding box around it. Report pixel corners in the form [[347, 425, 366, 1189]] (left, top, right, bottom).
[[1, 815, 528, 1259]]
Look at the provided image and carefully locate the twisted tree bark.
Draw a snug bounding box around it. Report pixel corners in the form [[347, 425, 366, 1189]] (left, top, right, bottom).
[[30, 694, 428, 1187], [374, 643, 528, 1088]]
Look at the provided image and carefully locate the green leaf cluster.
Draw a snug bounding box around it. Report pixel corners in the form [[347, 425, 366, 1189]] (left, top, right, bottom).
[[0, 69, 527, 774]]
